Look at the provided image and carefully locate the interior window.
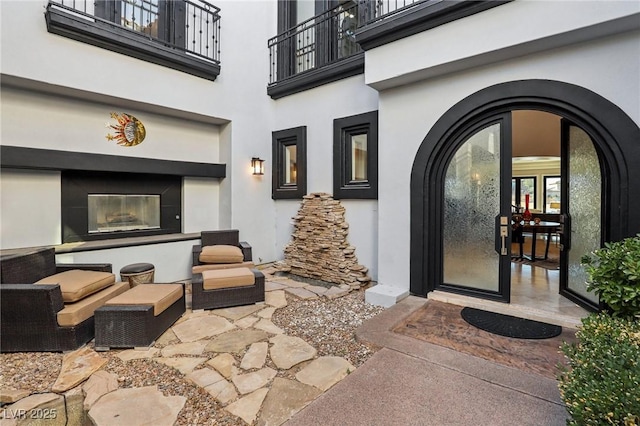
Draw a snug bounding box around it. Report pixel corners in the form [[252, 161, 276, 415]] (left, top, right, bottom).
[[350, 133, 368, 181], [512, 176, 537, 210], [544, 176, 561, 213], [284, 145, 297, 185]]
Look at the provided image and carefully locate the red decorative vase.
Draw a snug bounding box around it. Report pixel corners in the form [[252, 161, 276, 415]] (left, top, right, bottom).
[[522, 194, 532, 222]]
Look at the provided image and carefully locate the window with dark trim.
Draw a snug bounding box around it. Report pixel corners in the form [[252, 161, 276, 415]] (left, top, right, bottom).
[[333, 111, 378, 199], [543, 175, 561, 213], [272, 126, 307, 199], [511, 176, 537, 210]]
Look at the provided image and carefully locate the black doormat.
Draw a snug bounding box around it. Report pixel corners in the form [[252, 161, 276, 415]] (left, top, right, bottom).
[[460, 307, 562, 339]]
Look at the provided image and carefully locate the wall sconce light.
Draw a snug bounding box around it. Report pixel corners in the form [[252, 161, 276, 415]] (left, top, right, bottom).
[[471, 172, 481, 185], [251, 157, 265, 175]]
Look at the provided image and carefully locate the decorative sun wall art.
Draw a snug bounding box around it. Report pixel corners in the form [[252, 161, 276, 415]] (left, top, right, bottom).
[[105, 112, 146, 147]]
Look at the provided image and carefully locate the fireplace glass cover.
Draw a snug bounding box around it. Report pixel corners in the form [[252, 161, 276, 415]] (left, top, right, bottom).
[[88, 194, 160, 233]]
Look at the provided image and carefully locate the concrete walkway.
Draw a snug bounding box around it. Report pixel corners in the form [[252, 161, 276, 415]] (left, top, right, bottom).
[[286, 296, 570, 426]]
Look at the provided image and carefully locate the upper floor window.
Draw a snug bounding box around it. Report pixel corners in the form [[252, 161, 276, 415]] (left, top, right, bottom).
[[96, 1, 168, 39], [333, 111, 378, 199], [46, 0, 221, 80], [267, 0, 366, 98]]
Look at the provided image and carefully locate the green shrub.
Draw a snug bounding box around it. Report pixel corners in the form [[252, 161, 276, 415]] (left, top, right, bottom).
[[559, 313, 640, 425], [581, 235, 640, 319]]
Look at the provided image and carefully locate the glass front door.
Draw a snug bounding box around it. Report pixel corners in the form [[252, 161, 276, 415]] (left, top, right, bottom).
[[441, 115, 512, 301], [438, 114, 602, 308], [560, 121, 601, 309]]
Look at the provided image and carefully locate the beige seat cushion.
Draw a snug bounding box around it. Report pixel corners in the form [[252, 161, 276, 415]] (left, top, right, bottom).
[[104, 284, 183, 316], [199, 245, 244, 264], [202, 268, 255, 290], [57, 282, 130, 327], [36, 270, 116, 303], [192, 261, 255, 275]]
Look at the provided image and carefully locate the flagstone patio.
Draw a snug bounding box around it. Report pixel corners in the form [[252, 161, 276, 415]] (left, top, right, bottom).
[[0, 269, 383, 426]]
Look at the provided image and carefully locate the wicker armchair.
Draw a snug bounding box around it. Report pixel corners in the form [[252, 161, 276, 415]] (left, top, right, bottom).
[[192, 230, 254, 272], [0, 247, 112, 352], [191, 230, 264, 309]]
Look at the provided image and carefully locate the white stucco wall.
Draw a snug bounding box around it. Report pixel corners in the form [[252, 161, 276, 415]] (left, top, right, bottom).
[[0, 84, 222, 242], [56, 240, 196, 283], [0, 169, 61, 248], [0, 1, 244, 120], [216, 1, 278, 264], [365, 0, 640, 91], [373, 27, 640, 291], [343, 200, 378, 279], [271, 74, 380, 278], [0, 0, 279, 272], [4, 0, 636, 293], [0, 86, 220, 162], [183, 177, 220, 234]]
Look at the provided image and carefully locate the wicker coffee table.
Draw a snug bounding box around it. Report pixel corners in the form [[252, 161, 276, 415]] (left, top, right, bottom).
[[94, 283, 185, 350]]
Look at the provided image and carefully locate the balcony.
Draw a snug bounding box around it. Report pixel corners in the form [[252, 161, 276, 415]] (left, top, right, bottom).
[[45, 0, 221, 81], [267, 0, 507, 98], [267, 0, 429, 98]]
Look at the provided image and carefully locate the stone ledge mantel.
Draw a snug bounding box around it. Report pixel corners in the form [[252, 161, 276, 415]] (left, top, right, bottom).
[[0, 233, 201, 256]]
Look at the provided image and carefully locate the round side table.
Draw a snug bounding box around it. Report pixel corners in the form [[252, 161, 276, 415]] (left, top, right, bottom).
[[120, 262, 155, 287]]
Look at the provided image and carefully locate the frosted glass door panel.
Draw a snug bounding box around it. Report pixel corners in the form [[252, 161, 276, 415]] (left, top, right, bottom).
[[567, 126, 600, 304], [443, 124, 501, 291]]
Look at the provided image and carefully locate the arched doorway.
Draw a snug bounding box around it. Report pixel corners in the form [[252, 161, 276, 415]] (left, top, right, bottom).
[[410, 80, 640, 311]]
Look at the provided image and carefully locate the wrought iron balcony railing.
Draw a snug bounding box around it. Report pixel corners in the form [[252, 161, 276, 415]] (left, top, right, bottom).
[[364, 0, 427, 24], [48, 0, 221, 64], [268, 0, 425, 85]]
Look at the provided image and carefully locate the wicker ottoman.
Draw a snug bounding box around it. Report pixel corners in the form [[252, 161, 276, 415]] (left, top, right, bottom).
[[120, 263, 155, 287], [191, 268, 265, 310], [94, 283, 185, 350]]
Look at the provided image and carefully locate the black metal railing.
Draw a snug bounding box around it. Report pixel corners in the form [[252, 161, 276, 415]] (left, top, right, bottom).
[[49, 0, 221, 64], [268, 2, 360, 84], [268, 0, 427, 84], [184, 0, 221, 63], [363, 0, 427, 24]]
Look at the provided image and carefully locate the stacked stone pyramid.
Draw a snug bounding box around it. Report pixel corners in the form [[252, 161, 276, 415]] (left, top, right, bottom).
[[278, 193, 371, 289]]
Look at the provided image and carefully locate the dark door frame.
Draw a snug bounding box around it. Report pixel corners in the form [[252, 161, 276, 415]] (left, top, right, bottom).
[[437, 113, 513, 303], [410, 79, 640, 302], [559, 119, 606, 311]]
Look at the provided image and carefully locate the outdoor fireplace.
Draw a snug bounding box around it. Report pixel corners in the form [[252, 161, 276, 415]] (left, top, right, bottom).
[[62, 171, 181, 243], [88, 194, 161, 234]]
